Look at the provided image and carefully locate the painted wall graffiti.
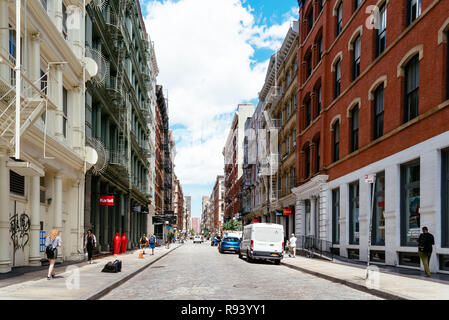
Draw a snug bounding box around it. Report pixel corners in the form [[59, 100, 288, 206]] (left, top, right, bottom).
[[9, 213, 31, 252]]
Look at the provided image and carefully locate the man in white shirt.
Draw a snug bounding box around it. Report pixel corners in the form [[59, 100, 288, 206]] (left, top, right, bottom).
[[289, 233, 297, 258]]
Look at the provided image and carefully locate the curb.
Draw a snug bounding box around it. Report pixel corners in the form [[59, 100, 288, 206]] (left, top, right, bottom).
[[84, 244, 183, 300], [281, 261, 411, 300]]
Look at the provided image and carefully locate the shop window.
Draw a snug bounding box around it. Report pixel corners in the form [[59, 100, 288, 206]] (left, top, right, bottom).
[[399, 252, 420, 267], [372, 172, 386, 245], [350, 105, 359, 152], [373, 84, 385, 140], [10, 170, 25, 196], [401, 160, 420, 246], [376, 3, 387, 57], [370, 250, 386, 263], [348, 249, 360, 260], [442, 148, 449, 247], [404, 55, 419, 123], [406, 0, 421, 27], [439, 255, 449, 271], [332, 188, 340, 244], [349, 181, 360, 245]]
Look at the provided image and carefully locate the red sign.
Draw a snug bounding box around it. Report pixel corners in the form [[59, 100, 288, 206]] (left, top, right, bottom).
[[99, 196, 114, 206], [283, 208, 292, 216]]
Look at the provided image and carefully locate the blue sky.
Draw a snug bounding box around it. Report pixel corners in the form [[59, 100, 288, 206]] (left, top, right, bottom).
[[142, 0, 299, 219]]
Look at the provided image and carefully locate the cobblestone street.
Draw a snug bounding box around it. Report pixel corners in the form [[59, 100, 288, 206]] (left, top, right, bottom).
[[101, 242, 381, 300]]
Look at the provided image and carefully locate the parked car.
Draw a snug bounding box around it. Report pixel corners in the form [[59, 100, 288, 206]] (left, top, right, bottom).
[[193, 235, 203, 244], [239, 223, 284, 264], [218, 237, 240, 254]]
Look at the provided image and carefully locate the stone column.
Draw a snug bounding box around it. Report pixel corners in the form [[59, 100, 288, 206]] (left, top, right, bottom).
[[339, 183, 349, 258], [384, 165, 399, 265], [359, 177, 371, 262], [30, 33, 41, 83], [103, 184, 109, 251], [310, 197, 316, 237], [29, 176, 41, 266], [54, 173, 63, 259], [0, 154, 11, 273]]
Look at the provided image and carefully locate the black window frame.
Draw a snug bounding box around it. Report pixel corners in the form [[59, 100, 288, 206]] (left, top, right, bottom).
[[352, 35, 361, 80], [373, 84, 384, 140], [333, 121, 340, 162], [350, 105, 359, 152], [334, 59, 341, 98], [332, 188, 340, 244], [376, 3, 387, 57], [442, 148, 449, 248], [349, 181, 360, 245], [306, 52, 313, 79], [307, 8, 314, 34], [372, 171, 386, 245], [400, 159, 420, 247], [406, 0, 421, 27], [336, 2, 343, 37], [404, 55, 419, 123]]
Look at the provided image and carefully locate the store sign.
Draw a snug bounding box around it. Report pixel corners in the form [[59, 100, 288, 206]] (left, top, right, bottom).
[[275, 210, 283, 216], [283, 208, 292, 216], [365, 174, 376, 184], [251, 219, 260, 223], [99, 195, 114, 206]]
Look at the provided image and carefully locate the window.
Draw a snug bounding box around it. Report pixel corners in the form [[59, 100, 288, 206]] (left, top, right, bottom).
[[316, 138, 320, 172], [316, 85, 322, 116], [63, 87, 68, 138], [305, 200, 311, 236], [336, 2, 343, 37], [286, 102, 291, 119], [332, 188, 340, 244], [334, 59, 341, 98], [10, 170, 25, 196], [404, 55, 419, 122], [406, 0, 421, 26], [332, 121, 340, 162], [306, 52, 313, 79], [442, 149, 449, 247], [374, 84, 384, 139], [401, 160, 420, 246], [292, 129, 296, 148], [376, 3, 387, 57], [354, 0, 362, 11], [372, 172, 386, 245], [319, 0, 324, 12], [62, 3, 68, 40], [350, 105, 359, 152], [306, 98, 311, 127], [317, 36, 323, 63], [349, 181, 360, 245], [294, 59, 298, 74], [307, 8, 314, 34], [40, 0, 47, 11], [305, 146, 310, 179], [353, 35, 361, 80], [293, 94, 297, 110]]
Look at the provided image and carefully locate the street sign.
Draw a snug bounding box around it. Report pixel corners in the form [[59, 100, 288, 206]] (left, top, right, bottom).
[[365, 174, 376, 183]]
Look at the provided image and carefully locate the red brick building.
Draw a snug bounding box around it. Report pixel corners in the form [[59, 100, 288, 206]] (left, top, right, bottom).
[[293, 0, 449, 273]]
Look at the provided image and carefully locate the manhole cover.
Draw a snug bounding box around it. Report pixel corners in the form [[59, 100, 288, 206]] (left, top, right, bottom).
[[233, 284, 258, 289]]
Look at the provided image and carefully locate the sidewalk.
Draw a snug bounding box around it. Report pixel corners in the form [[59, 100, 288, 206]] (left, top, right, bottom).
[[0, 244, 182, 300], [281, 255, 449, 300]]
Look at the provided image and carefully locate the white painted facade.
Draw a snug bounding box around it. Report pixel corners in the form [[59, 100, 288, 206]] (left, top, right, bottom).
[[293, 130, 449, 274]]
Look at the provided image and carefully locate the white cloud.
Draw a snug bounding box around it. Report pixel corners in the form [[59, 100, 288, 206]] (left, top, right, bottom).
[[143, 0, 297, 186]]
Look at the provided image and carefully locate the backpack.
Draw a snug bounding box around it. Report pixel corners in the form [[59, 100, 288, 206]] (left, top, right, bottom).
[[149, 237, 155, 244], [101, 260, 122, 273]]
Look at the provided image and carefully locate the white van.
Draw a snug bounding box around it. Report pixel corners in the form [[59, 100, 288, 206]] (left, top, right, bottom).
[[239, 223, 284, 264]]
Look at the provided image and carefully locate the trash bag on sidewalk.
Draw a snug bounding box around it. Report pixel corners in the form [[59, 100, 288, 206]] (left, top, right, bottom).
[[101, 260, 122, 273]]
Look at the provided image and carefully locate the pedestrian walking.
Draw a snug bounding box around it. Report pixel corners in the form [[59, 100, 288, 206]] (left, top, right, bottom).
[[148, 234, 156, 255], [140, 234, 149, 254], [289, 233, 297, 258], [418, 227, 435, 277], [45, 229, 62, 280], [84, 229, 97, 264]]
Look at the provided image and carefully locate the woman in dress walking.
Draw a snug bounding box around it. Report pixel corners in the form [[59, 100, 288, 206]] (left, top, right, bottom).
[[45, 229, 62, 280]]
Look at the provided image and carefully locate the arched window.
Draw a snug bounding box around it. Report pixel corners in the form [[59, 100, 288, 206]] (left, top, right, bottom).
[[331, 119, 340, 162], [307, 6, 314, 35], [406, 0, 421, 27], [350, 104, 359, 152], [305, 96, 312, 128], [352, 35, 361, 80], [376, 2, 387, 57], [334, 58, 342, 98], [335, 1, 343, 37]]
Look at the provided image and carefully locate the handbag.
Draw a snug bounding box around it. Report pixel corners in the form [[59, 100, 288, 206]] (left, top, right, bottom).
[[46, 245, 57, 259]]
